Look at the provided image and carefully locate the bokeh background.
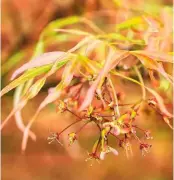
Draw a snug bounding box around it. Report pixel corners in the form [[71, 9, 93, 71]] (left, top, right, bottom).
[[1, 0, 173, 180]]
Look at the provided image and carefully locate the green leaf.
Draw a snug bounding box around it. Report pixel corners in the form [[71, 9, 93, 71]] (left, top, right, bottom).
[[0, 59, 68, 97], [27, 78, 46, 99], [11, 51, 68, 80], [103, 33, 145, 45], [104, 33, 128, 41], [33, 39, 44, 56], [22, 38, 45, 93], [42, 16, 81, 38], [20, 58, 80, 152], [1, 51, 25, 76], [78, 54, 100, 74], [54, 28, 90, 36], [130, 39, 145, 45], [115, 16, 143, 31]]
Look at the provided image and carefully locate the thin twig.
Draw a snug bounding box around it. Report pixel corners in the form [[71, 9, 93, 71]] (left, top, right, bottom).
[[76, 121, 89, 134], [133, 65, 146, 100], [66, 108, 82, 119], [58, 119, 84, 136]]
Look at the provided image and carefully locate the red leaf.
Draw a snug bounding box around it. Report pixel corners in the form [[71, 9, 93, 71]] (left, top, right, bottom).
[[79, 49, 129, 111]]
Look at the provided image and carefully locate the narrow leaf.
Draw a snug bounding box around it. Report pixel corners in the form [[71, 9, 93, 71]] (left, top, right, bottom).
[[111, 71, 173, 118], [115, 16, 143, 31], [0, 98, 28, 131], [11, 51, 68, 80], [1, 78, 46, 131], [13, 85, 36, 141], [132, 50, 173, 63], [79, 49, 129, 111], [0, 59, 68, 97], [54, 28, 91, 36], [21, 59, 79, 151], [44, 16, 81, 35], [131, 52, 173, 84]]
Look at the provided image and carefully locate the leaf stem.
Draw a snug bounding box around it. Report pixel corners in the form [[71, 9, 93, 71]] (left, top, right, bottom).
[[108, 76, 120, 117]]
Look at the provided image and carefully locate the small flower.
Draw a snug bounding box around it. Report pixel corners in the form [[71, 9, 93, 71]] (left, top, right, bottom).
[[92, 114, 103, 122], [140, 143, 152, 156], [68, 132, 77, 146], [131, 127, 136, 134], [112, 125, 121, 136], [86, 152, 100, 161], [106, 122, 130, 136], [87, 105, 94, 117], [55, 100, 66, 113], [87, 74, 97, 82], [119, 139, 133, 158], [47, 132, 63, 146], [64, 98, 78, 109], [119, 139, 125, 148], [100, 146, 118, 160], [130, 109, 137, 120], [85, 152, 100, 166], [144, 130, 153, 140]]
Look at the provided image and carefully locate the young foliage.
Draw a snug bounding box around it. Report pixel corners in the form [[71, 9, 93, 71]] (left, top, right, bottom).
[[1, 9, 173, 162]]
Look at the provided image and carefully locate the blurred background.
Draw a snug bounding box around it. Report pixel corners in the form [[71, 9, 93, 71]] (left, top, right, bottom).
[[1, 0, 173, 179]]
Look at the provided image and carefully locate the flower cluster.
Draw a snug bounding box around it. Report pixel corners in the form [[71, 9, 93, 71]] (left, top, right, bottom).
[[47, 76, 160, 163]]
